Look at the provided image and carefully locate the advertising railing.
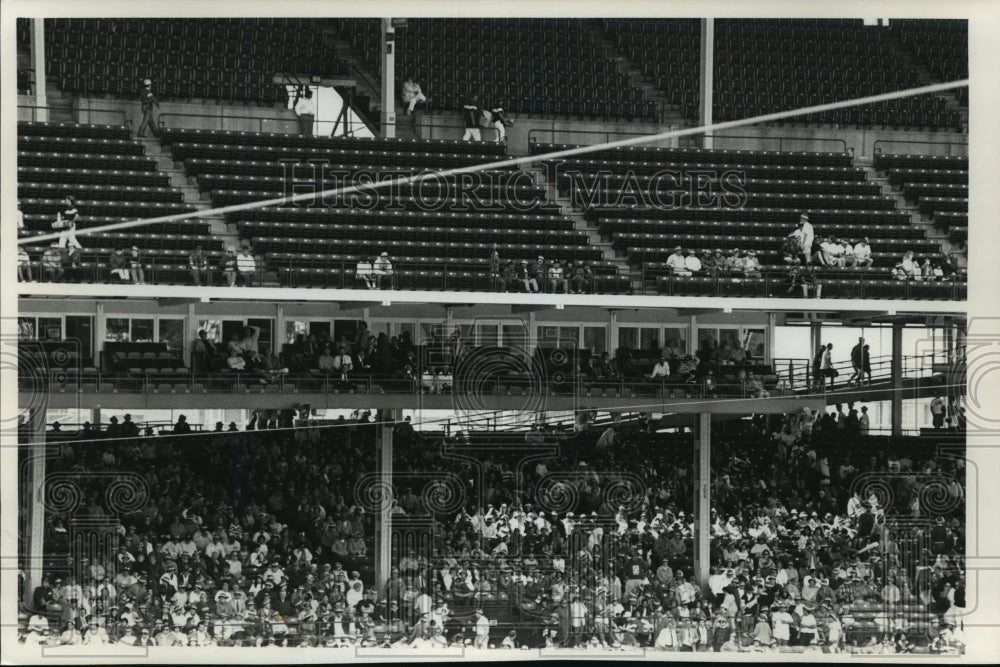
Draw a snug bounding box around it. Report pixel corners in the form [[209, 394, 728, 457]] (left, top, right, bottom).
[[528, 129, 849, 154], [159, 112, 298, 134], [18, 104, 129, 127]]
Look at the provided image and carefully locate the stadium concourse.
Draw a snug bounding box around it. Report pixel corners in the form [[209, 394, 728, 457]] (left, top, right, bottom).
[[13, 15, 969, 658]]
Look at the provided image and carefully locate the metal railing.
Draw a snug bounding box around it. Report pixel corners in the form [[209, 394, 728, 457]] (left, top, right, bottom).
[[18, 103, 129, 127], [528, 129, 849, 154], [17, 256, 969, 300], [380, 120, 501, 142], [158, 112, 298, 134], [774, 348, 961, 392], [872, 138, 968, 158]]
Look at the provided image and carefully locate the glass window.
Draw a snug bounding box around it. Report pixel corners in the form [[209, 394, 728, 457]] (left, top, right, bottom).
[[65, 316, 93, 359], [619, 326, 658, 352], [663, 327, 687, 357], [131, 319, 155, 343], [697, 328, 719, 353], [309, 321, 331, 340], [106, 318, 130, 342], [502, 324, 528, 349], [396, 322, 415, 342], [197, 319, 222, 343], [744, 328, 767, 361], [559, 327, 579, 349], [618, 327, 638, 351], [159, 319, 185, 352], [286, 320, 307, 344], [583, 326, 607, 354], [639, 327, 660, 353], [38, 317, 63, 341], [476, 324, 498, 347], [246, 318, 273, 355], [17, 317, 35, 340]]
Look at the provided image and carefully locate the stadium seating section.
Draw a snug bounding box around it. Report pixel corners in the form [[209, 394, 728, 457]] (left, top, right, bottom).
[[36, 18, 347, 104], [531, 142, 967, 300], [875, 152, 968, 246]]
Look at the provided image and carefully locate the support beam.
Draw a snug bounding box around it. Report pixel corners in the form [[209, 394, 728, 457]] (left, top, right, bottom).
[[380, 19, 397, 139], [374, 408, 399, 595], [810, 321, 823, 381], [891, 323, 904, 436], [30, 19, 47, 121], [698, 19, 714, 150], [23, 407, 47, 607], [693, 413, 711, 590]]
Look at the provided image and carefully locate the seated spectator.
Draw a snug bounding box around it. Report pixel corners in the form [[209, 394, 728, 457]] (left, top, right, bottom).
[[107, 247, 129, 283], [357, 259, 376, 289], [317, 346, 336, 372], [333, 346, 354, 380], [853, 238, 873, 268], [18, 245, 33, 281], [226, 349, 246, 371], [220, 247, 238, 287], [684, 250, 702, 275], [677, 354, 699, 382], [373, 252, 393, 290], [746, 371, 770, 398], [189, 245, 209, 286], [402, 76, 428, 115], [840, 240, 857, 268], [666, 246, 690, 276], [781, 233, 803, 265], [921, 258, 935, 281], [191, 330, 219, 373], [547, 260, 568, 293], [128, 246, 146, 285], [501, 260, 519, 292], [900, 251, 920, 278], [517, 259, 537, 293], [724, 249, 744, 273], [533, 256, 547, 291], [573, 262, 593, 294], [236, 248, 256, 286], [819, 237, 844, 267], [648, 356, 670, 380], [742, 250, 761, 278]]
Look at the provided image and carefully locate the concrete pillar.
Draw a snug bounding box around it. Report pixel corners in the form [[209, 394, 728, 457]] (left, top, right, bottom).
[[767, 313, 778, 364], [380, 19, 397, 138], [693, 412, 711, 590], [891, 323, 904, 436], [698, 19, 714, 150], [30, 19, 47, 121], [810, 321, 822, 381], [23, 407, 47, 606], [688, 316, 697, 356], [374, 408, 399, 595]]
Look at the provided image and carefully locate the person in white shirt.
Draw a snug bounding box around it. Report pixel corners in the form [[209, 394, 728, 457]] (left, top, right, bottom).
[[667, 246, 691, 276], [648, 356, 670, 380], [402, 76, 428, 115], [684, 249, 702, 274], [473, 609, 491, 648], [853, 237, 873, 267], [236, 248, 256, 286], [373, 252, 393, 289], [900, 251, 920, 278], [293, 88, 316, 136], [797, 213, 815, 263], [742, 250, 762, 277], [819, 238, 844, 266], [333, 346, 353, 380], [840, 240, 857, 267]]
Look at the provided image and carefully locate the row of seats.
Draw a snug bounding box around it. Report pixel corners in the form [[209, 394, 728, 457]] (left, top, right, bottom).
[[875, 152, 968, 246], [597, 218, 928, 241], [31, 18, 347, 104]]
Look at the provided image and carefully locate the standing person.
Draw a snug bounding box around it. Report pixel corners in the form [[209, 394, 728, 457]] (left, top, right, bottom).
[[136, 79, 160, 138], [461, 95, 483, 142], [189, 245, 208, 285], [930, 393, 947, 429], [472, 609, 490, 649], [53, 196, 82, 249], [859, 405, 870, 435], [18, 244, 33, 282], [812, 345, 826, 390], [401, 76, 428, 115], [489, 98, 513, 145], [797, 213, 815, 265], [488, 248, 502, 291], [128, 246, 146, 285], [293, 87, 316, 136], [821, 343, 836, 390], [220, 247, 238, 287], [861, 344, 872, 385], [848, 337, 865, 387]]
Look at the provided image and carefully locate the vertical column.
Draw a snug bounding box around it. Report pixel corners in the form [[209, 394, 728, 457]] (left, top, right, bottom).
[[767, 313, 778, 364], [687, 316, 697, 356], [23, 407, 47, 606], [30, 19, 47, 122], [693, 413, 711, 590], [380, 19, 397, 139], [810, 321, 822, 383], [891, 323, 904, 436], [374, 408, 398, 595], [698, 19, 714, 150]]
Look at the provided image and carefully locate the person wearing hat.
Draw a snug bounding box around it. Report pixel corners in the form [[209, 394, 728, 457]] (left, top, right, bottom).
[[683, 248, 703, 275], [517, 258, 538, 293], [743, 249, 761, 278], [293, 86, 316, 136], [371, 251, 394, 290], [472, 608, 491, 648], [667, 246, 691, 276], [220, 246, 238, 287], [797, 212, 815, 264], [236, 246, 256, 287], [853, 237, 873, 268], [137, 78, 161, 138], [798, 601, 818, 646], [126, 245, 146, 285]]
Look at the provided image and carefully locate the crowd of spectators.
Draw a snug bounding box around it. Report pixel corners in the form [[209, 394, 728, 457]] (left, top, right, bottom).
[[18, 410, 378, 648], [376, 413, 966, 653]]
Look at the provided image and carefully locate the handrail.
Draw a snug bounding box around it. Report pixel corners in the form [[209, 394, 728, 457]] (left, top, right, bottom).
[[158, 112, 298, 134], [528, 128, 849, 153], [18, 104, 129, 128], [383, 120, 500, 142], [872, 138, 968, 158]]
